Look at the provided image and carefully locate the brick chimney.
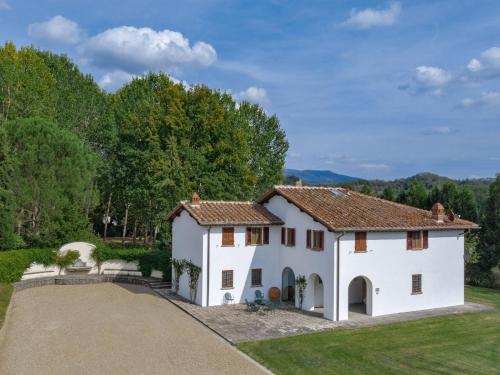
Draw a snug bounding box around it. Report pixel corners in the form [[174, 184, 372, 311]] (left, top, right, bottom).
[[191, 192, 200, 205], [432, 202, 445, 223], [295, 179, 303, 187]]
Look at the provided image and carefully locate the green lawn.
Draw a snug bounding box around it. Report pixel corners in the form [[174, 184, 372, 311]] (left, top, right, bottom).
[[0, 283, 13, 330], [238, 287, 500, 375]]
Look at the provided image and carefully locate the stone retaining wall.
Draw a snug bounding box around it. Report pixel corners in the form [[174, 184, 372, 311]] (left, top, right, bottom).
[[13, 275, 160, 291]]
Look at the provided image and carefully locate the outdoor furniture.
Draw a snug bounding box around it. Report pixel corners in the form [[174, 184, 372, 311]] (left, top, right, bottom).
[[264, 300, 279, 314], [245, 299, 260, 312], [224, 292, 235, 304]]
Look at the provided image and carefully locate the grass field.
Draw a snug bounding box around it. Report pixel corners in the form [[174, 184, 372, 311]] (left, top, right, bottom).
[[238, 287, 500, 375], [0, 283, 13, 330]]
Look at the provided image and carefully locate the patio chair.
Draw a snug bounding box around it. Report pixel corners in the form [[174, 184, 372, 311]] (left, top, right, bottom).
[[264, 300, 280, 314], [255, 290, 264, 304], [224, 292, 235, 304], [245, 299, 260, 312]]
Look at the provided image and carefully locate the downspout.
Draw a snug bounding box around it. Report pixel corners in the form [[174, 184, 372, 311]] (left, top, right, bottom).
[[206, 226, 212, 307], [336, 231, 345, 321]]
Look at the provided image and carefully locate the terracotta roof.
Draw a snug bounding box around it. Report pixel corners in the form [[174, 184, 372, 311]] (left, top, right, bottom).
[[257, 186, 479, 232], [166, 200, 284, 226]]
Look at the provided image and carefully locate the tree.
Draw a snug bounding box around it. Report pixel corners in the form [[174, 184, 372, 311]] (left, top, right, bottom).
[[360, 185, 372, 195], [406, 182, 428, 209], [1, 118, 98, 246], [478, 175, 500, 276], [295, 275, 307, 309], [381, 187, 395, 201], [238, 102, 288, 198]]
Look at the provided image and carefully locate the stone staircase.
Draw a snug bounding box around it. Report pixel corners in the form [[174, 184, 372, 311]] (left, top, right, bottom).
[[147, 280, 172, 290]]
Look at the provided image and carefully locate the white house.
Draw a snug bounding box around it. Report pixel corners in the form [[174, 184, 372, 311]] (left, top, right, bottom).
[[166, 186, 478, 321]]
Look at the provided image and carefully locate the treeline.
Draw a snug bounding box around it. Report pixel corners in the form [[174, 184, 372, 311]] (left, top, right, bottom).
[[0, 42, 288, 249]]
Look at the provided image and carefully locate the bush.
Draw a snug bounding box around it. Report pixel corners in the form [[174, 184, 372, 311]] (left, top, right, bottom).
[[92, 245, 171, 281], [55, 250, 80, 275], [466, 265, 496, 288], [0, 248, 56, 282]]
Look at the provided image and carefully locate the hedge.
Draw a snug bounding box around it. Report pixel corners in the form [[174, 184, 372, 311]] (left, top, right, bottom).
[[0, 246, 171, 283], [0, 249, 56, 282], [92, 245, 171, 281]]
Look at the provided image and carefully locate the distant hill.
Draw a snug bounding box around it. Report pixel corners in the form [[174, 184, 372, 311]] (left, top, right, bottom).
[[285, 169, 360, 184]]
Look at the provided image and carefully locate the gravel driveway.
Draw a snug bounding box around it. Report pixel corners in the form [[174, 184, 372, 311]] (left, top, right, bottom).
[[0, 283, 267, 375]]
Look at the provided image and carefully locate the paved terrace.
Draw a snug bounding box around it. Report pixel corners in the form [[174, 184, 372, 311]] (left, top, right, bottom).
[[157, 290, 491, 343]]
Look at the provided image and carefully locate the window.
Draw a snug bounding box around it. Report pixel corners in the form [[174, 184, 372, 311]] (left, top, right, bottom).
[[412, 274, 422, 294], [306, 229, 324, 251], [281, 227, 296, 246], [407, 231, 428, 250], [222, 227, 234, 246], [355, 232, 367, 252], [251, 268, 262, 287], [246, 227, 269, 245], [222, 270, 233, 289]]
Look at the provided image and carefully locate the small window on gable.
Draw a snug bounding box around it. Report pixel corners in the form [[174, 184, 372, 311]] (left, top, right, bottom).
[[407, 231, 429, 250], [355, 232, 367, 252], [222, 227, 234, 246], [222, 270, 233, 289], [251, 268, 262, 287], [307, 229, 324, 251], [412, 274, 422, 294]]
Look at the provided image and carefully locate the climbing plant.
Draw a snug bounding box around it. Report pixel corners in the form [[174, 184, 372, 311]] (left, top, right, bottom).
[[295, 275, 308, 309], [172, 258, 186, 293], [185, 260, 201, 303]]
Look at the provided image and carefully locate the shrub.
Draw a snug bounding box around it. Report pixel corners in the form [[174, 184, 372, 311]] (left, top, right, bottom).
[[92, 245, 171, 281], [55, 250, 80, 275], [0, 249, 56, 282]]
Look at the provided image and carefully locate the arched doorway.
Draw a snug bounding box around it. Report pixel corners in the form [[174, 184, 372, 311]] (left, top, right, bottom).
[[308, 273, 324, 310], [282, 267, 295, 302], [348, 276, 373, 316]]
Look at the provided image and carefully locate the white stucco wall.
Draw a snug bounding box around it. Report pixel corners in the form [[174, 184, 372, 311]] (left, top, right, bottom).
[[337, 230, 465, 320], [22, 241, 164, 280], [172, 210, 206, 305]]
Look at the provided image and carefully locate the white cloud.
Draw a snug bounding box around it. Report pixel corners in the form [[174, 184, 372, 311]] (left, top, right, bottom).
[[0, 0, 10, 10], [28, 15, 83, 45], [232, 86, 269, 105], [359, 163, 390, 171], [80, 26, 216, 74], [415, 66, 452, 88], [99, 70, 136, 91], [467, 47, 500, 79], [422, 126, 453, 135], [343, 2, 401, 29], [467, 58, 482, 73], [460, 91, 500, 108]]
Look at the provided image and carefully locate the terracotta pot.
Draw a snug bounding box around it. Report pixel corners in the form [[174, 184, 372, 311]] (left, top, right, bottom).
[[268, 287, 280, 302]]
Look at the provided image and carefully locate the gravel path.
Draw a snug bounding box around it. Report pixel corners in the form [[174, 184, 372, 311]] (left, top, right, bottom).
[[0, 283, 267, 375]]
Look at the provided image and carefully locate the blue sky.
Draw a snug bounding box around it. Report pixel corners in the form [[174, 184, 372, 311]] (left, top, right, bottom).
[[1, 0, 499, 180]]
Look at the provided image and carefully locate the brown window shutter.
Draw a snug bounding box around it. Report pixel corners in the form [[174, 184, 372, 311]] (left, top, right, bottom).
[[407, 232, 413, 250], [306, 229, 311, 248], [291, 229, 296, 246], [222, 227, 234, 246], [246, 227, 251, 245], [263, 227, 269, 244], [281, 227, 286, 245], [319, 231, 324, 250], [355, 232, 367, 252], [423, 230, 429, 249]]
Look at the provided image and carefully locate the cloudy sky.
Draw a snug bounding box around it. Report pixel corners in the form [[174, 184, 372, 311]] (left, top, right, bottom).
[[0, 0, 499, 180]]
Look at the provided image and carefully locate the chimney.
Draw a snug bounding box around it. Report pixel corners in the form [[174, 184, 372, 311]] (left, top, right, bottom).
[[191, 192, 200, 205], [295, 179, 303, 187], [432, 202, 445, 223]]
